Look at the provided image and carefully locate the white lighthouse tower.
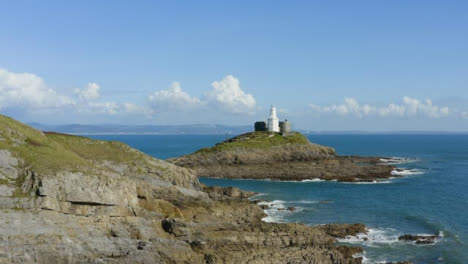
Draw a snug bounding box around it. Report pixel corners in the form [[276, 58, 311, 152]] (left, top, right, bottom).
[[267, 105, 280, 132]]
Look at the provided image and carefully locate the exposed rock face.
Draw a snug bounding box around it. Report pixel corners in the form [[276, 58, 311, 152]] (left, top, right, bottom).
[[318, 223, 367, 238], [398, 234, 440, 244], [0, 115, 363, 263], [170, 132, 395, 182]]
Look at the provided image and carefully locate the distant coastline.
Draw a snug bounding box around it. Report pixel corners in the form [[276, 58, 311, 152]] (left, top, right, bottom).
[[28, 123, 468, 135]]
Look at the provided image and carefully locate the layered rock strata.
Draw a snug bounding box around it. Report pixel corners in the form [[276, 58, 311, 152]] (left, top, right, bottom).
[[0, 115, 364, 264]]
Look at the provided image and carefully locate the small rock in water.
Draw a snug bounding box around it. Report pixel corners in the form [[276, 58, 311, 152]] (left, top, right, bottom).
[[398, 234, 439, 244], [287, 207, 296, 211]]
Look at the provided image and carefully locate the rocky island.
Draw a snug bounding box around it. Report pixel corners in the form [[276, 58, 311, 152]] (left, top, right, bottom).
[[170, 131, 397, 183], [0, 114, 371, 263]]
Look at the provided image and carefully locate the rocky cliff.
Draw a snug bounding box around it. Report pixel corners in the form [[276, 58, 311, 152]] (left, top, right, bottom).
[[0, 115, 364, 264], [170, 132, 395, 182]]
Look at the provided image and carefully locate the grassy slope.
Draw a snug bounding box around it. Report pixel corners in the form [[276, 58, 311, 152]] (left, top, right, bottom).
[[194, 131, 312, 154], [0, 114, 149, 175]]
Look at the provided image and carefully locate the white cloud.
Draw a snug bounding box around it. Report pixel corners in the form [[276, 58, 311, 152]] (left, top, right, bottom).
[[0, 68, 145, 118], [0, 68, 74, 110], [87, 102, 120, 115], [75, 82, 100, 101], [310, 96, 450, 118], [148, 82, 201, 112], [205, 75, 256, 114], [148, 75, 256, 115]]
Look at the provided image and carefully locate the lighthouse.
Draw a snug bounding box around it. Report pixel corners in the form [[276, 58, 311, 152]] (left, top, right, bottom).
[[267, 105, 280, 132]]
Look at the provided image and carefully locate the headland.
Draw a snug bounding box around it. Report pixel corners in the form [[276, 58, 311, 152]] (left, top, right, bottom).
[[0, 114, 368, 263], [170, 131, 397, 183]]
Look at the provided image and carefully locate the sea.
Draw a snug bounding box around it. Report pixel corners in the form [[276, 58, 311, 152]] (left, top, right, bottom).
[[88, 134, 468, 264]]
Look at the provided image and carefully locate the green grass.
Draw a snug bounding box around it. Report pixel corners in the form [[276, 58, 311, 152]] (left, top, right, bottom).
[[195, 131, 310, 154], [0, 114, 150, 176]]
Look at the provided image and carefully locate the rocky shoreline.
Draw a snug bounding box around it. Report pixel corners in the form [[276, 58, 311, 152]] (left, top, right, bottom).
[[171, 132, 398, 183], [0, 115, 371, 263]]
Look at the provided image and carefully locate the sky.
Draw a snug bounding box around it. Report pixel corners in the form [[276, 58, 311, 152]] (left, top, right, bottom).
[[1, 0, 467, 131]]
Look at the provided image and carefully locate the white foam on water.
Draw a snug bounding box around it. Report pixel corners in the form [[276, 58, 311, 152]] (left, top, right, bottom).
[[404, 231, 444, 245], [338, 228, 400, 247], [259, 200, 318, 223], [259, 200, 287, 223], [379, 157, 418, 165], [339, 227, 443, 248], [439, 231, 445, 238], [280, 178, 326, 183], [258, 200, 285, 207], [354, 252, 394, 264], [292, 200, 320, 204], [343, 180, 392, 184], [301, 178, 325, 182], [352, 252, 368, 263], [249, 193, 267, 200], [391, 168, 424, 176]]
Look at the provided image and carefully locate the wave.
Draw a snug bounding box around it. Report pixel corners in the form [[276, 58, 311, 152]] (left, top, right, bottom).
[[338, 227, 443, 248], [352, 252, 370, 264], [258, 200, 320, 207], [250, 193, 267, 199], [391, 168, 424, 176], [258, 200, 319, 222], [379, 157, 418, 165], [259, 200, 288, 223], [301, 178, 326, 182], [337, 228, 400, 247], [280, 178, 326, 183]]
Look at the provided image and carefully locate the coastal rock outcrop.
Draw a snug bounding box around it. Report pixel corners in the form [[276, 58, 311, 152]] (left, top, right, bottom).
[[398, 234, 440, 244], [170, 131, 395, 182], [0, 115, 363, 264]]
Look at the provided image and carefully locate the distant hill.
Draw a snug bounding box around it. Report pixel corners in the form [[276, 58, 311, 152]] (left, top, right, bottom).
[[26, 123, 468, 135], [27, 123, 252, 135]]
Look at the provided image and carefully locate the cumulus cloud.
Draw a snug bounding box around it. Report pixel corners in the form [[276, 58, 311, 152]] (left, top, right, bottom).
[[148, 82, 201, 112], [310, 96, 450, 118], [205, 75, 256, 114], [0, 68, 74, 110], [148, 75, 256, 115], [75, 82, 100, 101], [0, 68, 147, 118]]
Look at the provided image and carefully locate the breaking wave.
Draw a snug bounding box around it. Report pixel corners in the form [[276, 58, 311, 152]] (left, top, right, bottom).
[[379, 157, 418, 165], [301, 178, 326, 182], [338, 227, 443, 248], [258, 200, 319, 223], [391, 168, 424, 176], [338, 228, 400, 247]]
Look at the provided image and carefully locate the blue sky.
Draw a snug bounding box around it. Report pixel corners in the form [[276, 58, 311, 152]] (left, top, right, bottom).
[[1, 1, 467, 131]]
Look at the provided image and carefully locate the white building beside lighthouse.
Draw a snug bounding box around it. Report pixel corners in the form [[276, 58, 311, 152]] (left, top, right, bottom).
[[267, 105, 280, 132]]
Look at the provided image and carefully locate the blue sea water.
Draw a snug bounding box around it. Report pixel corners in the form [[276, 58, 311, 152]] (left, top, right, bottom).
[[89, 134, 468, 264]]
